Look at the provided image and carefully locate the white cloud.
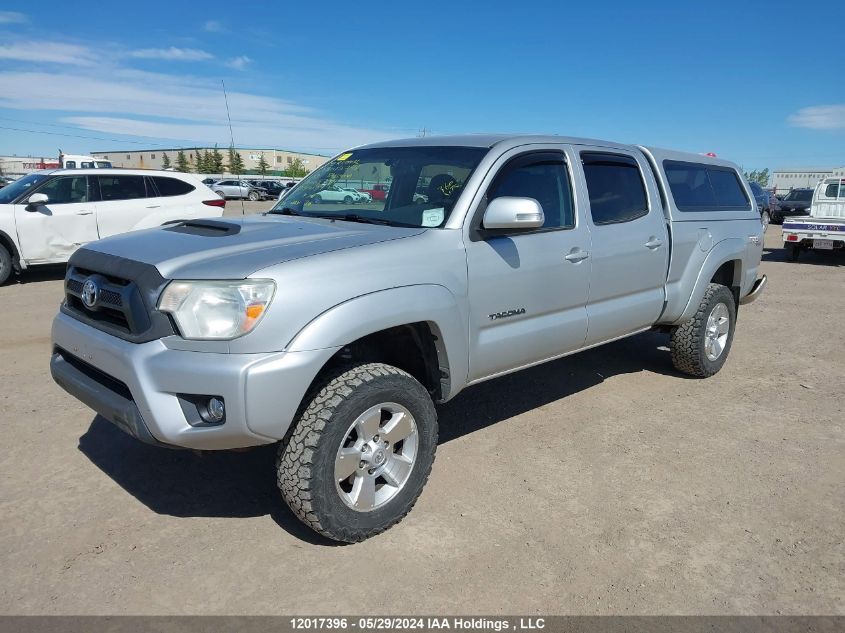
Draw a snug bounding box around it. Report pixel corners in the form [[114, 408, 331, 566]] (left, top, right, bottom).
[[0, 69, 398, 152], [0, 11, 27, 24], [0, 41, 98, 65], [788, 105, 845, 130], [226, 56, 252, 71], [203, 20, 223, 32], [130, 47, 214, 61]]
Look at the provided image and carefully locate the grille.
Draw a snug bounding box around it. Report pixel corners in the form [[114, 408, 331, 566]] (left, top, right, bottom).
[[61, 250, 175, 343]]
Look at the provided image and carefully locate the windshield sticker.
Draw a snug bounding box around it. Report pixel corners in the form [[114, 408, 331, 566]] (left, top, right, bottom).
[[336, 153, 353, 161], [422, 208, 445, 227]]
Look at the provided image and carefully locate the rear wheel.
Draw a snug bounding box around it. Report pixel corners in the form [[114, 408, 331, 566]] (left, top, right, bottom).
[[761, 210, 771, 228], [312, 194, 322, 204], [670, 283, 736, 377], [785, 243, 800, 262], [277, 363, 438, 542], [214, 190, 225, 198], [0, 243, 12, 285], [343, 195, 353, 204]]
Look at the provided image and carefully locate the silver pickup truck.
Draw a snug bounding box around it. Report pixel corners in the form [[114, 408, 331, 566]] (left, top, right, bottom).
[[50, 135, 767, 542]]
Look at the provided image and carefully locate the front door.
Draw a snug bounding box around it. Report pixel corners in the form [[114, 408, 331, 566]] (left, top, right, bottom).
[[575, 148, 669, 345], [465, 150, 592, 381], [14, 175, 98, 263]]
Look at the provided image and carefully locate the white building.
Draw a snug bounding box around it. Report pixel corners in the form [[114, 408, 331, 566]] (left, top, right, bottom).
[[0, 155, 59, 177], [770, 167, 845, 194]]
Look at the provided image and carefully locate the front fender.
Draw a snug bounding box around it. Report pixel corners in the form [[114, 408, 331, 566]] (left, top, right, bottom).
[[286, 284, 468, 400], [672, 238, 745, 324]]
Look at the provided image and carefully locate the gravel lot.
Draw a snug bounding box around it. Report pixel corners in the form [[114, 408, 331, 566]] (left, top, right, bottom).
[[0, 207, 842, 615]]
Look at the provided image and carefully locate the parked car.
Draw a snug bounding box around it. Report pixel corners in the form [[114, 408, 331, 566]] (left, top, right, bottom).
[[782, 178, 845, 261], [0, 169, 224, 285], [212, 179, 269, 201], [774, 188, 813, 224], [0, 176, 14, 187], [361, 183, 390, 200], [50, 135, 765, 542], [340, 186, 371, 202], [310, 184, 365, 204], [247, 180, 285, 197], [748, 181, 775, 226]]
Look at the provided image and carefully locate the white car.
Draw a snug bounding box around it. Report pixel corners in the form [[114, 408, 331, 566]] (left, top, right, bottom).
[[0, 169, 224, 285], [311, 185, 366, 204], [340, 187, 371, 202]]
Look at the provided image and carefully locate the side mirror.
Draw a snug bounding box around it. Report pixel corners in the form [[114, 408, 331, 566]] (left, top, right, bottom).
[[27, 193, 49, 209], [482, 196, 544, 230]]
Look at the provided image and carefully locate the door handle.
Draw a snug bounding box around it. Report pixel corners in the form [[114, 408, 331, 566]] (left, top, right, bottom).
[[76, 211, 93, 216], [145, 205, 161, 209], [645, 237, 663, 249], [564, 250, 590, 263]]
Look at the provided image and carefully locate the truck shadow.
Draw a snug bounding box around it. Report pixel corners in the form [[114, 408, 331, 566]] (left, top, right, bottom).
[[78, 330, 680, 544], [11, 265, 67, 284], [762, 246, 844, 267]]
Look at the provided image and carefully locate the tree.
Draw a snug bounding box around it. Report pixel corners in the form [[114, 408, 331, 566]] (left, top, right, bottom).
[[744, 168, 770, 187], [226, 145, 244, 174], [161, 152, 171, 169], [175, 149, 189, 172], [286, 157, 308, 178], [257, 152, 270, 176], [210, 145, 224, 174]]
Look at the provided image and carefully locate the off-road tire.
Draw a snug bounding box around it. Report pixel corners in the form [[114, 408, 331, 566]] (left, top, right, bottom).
[[785, 243, 800, 262], [670, 283, 736, 377], [0, 243, 12, 285], [277, 363, 438, 543]]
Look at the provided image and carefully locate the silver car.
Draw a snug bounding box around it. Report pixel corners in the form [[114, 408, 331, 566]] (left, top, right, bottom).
[[211, 179, 267, 201], [51, 134, 766, 543]]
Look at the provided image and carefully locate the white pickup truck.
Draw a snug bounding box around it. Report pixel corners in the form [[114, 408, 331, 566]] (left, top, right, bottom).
[[782, 177, 845, 261]]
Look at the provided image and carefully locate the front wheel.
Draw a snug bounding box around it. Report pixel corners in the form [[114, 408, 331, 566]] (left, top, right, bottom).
[[343, 195, 353, 204], [670, 283, 736, 377], [214, 190, 225, 199], [0, 243, 12, 285], [277, 363, 438, 542], [248, 191, 260, 201]]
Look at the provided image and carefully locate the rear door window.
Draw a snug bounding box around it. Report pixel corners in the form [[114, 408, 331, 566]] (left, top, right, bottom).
[[581, 152, 649, 225], [97, 175, 148, 201]]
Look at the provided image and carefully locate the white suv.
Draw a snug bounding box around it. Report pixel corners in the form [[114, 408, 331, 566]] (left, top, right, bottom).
[[0, 169, 225, 284]]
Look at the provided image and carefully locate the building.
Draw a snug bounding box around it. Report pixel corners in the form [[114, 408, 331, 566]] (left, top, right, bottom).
[[90, 147, 330, 176], [770, 167, 845, 194]]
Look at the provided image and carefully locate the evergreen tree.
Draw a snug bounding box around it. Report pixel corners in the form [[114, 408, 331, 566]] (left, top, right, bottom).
[[286, 157, 308, 178], [226, 145, 245, 174], [257, 152, 270, 176], [175, 149, 189, 172], [211, 145, 224, 174], [161, 152, 171, 169]]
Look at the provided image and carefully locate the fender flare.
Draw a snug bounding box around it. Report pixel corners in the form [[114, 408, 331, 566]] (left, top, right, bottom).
[[0, 229, 22, 269], [674, 238, 745, 324], [286, 284, 468, 400]]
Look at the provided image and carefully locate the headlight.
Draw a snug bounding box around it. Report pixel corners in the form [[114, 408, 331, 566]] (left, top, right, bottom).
[[158, 280, 275, 340]]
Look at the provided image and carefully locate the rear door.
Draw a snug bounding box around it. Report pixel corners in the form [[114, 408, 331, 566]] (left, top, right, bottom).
[[465, 149, 592, 381], [13, 175, 98, 263], [95, 174, 154, 239], [149, 175, 202, 220], [575, 148, 669, 345]]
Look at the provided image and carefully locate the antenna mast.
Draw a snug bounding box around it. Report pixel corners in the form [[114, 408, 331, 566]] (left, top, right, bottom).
[[222, 79, 245, 216]]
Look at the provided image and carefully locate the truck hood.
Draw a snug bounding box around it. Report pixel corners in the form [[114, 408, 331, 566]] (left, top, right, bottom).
[[85, 214, 426, 279]]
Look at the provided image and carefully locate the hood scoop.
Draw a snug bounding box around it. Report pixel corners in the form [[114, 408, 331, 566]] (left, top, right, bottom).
[[164, 219, 241, 237]]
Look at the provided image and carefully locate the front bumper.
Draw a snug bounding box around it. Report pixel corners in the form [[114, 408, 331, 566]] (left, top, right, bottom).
[[51, 312, 339, 450]]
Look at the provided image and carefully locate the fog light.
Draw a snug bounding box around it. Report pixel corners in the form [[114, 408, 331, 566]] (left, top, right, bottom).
[[206, 397, 225, 422]]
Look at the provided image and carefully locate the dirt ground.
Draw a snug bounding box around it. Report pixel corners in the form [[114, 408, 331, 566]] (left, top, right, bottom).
[[0, 208, 842, 615]]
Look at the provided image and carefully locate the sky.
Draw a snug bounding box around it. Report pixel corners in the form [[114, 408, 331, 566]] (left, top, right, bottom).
[[0, 1, 843, 170]]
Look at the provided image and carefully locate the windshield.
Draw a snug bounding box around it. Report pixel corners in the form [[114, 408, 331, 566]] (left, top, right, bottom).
[[784, 190, 812, 201], [0, 173, 52, 204], [95, 161, 112, 168], [269, 146, 487, 227]]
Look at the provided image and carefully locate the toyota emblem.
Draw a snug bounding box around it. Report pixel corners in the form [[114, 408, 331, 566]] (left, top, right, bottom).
[[81, 278, 99, 308]]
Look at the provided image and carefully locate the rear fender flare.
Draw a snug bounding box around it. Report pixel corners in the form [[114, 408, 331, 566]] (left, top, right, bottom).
[[674, 238, 745, 324]]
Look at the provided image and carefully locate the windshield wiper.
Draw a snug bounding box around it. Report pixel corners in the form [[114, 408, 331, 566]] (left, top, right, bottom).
[[268, 207, 301, 216], [335, 214, 392, 225]]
